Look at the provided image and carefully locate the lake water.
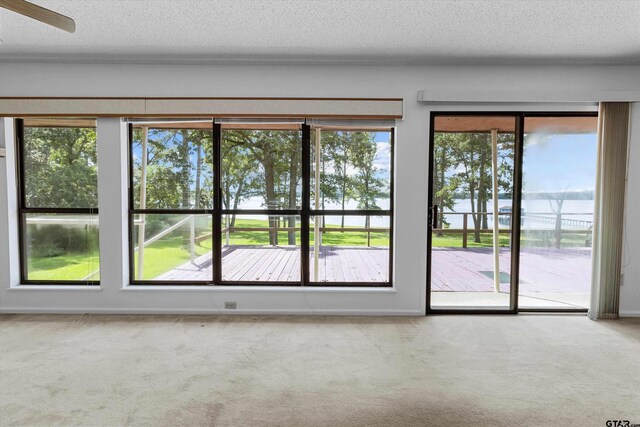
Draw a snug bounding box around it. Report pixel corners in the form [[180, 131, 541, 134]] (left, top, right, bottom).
[[238, 196, 392, 227], [442, 199, 595, 230], [234, 196, 595, 229]]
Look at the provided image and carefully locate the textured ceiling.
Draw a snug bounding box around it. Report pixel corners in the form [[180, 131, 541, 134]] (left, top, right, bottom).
[[0, 0, 639, 65]]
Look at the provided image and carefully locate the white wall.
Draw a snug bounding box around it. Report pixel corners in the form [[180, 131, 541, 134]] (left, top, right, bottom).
[[0, 63, 639, 315], [621, 103, 640, 317]]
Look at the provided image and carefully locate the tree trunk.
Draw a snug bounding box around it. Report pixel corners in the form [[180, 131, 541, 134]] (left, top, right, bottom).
[[231, 181, 243, 227], [437, 149, 446, 231], [180, 130, 191, 209], [481, 197, 488, 229], [469, 183, 481, 243], [479, 150, 488, 230], [263, 150, 278, 245], [180, 130, 191, 248], [194, 142, 202, 208], [287, 142, 299, 245], [340, 161, 348, 230]]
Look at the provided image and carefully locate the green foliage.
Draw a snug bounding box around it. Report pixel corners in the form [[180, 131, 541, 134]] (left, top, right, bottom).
[[24, 127, 98, 208], [132, 127, 214, 210], [313, 131, 390, 229], [28, 223, 99, 258], [433, 131, 514, 236]]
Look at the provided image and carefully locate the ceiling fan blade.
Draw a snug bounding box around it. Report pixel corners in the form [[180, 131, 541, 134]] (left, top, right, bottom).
[[0, 0, 75, 33]]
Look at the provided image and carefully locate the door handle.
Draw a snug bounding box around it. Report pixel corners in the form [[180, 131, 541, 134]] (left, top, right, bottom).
[[430, 204, 438, 229]]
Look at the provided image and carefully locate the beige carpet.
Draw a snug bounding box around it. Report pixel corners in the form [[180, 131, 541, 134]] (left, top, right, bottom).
[[1, 314, 639, 427]]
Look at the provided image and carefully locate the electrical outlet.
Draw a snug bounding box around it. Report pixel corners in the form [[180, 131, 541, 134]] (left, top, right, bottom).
[[224, 301, 237, 309]]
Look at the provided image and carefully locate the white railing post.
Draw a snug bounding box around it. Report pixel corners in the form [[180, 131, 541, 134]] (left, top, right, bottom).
[[190, 215, 195, 263], [491, 128, 501, 293], [313, 128, 321, 282], [136, 126, 148, 280]]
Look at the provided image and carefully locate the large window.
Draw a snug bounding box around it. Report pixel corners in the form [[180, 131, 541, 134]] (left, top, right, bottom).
[[16, 118, 100, 284], [129, 119, 394, 286]]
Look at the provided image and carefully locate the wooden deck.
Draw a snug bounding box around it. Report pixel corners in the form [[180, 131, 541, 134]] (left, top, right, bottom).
[[431, 247, 592, 293], [155, 245, 590, 291], [155, 245, 390, 283]]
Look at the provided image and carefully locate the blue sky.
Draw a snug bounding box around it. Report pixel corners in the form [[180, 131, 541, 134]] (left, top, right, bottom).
[[522, 133, 597, 193]]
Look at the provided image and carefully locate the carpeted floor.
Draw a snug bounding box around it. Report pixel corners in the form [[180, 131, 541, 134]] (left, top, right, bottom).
[[1, 314, 639, 427]]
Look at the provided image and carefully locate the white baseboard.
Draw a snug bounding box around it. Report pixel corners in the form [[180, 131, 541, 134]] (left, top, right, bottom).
[[0, 307, 424, 316], [619, 310, 640, 317]]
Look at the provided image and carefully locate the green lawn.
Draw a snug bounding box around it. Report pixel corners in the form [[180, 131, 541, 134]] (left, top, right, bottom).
[[134, 236, 212, 280], [223, 218, 389, 247], [432, 231, 591, 248], [28, 253, 101, 281]]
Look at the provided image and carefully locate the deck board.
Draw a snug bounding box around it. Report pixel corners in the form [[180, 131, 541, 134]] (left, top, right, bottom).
[[157, 246, 388, 283], [431, 247, 592, 293]]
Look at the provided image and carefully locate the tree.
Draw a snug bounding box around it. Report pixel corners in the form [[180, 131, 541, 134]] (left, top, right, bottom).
[[433, 134, 457, 231], [24, 127, 98, 208], [437, 132, 514, 243], [23, 126, 100, 257], [350, 134, 389, 241], [223, 130, 301, 245]]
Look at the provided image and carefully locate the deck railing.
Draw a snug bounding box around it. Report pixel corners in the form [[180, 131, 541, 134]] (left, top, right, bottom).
[[434, 211, 593, 248]]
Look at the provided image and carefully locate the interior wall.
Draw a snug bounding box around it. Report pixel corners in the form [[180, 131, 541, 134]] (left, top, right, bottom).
[[0, 63, 639, 315], [621, 103, 640, 316]]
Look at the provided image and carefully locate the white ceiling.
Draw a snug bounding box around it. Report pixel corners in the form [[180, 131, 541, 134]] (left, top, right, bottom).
[[0, 0, 639, 65]]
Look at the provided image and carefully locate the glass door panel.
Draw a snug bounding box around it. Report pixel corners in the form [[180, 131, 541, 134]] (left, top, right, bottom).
[[518, 116, 598, 309], [429, 115, 516, 310]]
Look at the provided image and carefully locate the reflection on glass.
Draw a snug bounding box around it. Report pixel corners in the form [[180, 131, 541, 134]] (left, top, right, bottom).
[[310, 130, 391, 211], [132, 214, 212, 281], [222, 127, 302, 210], [23, 123, 98, 209], [430, 116, 515, 309], [132, 125, 214, 210], [309, 215, 390, 283], [221, 214, 301, 282], [25, 213, 100, 281], [519, 116, 597, 309]]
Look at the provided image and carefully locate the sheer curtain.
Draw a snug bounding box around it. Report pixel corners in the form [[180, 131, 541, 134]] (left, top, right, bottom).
[[589, 102, 631, 320]]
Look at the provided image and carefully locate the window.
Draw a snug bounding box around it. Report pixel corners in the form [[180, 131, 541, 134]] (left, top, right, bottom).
[[221, 124, 303, 283], [309, 127, 393, 284], [129, 121, 214, 283], [16, 118, 100, 284], [129, 119, 394, 286]]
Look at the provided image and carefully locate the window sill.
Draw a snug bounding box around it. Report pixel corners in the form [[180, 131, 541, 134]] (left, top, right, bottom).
[[121, 285, 397, 293], [7, 285, 102, 291]]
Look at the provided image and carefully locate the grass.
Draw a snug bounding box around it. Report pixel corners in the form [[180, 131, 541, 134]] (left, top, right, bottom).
[[432, 228, 591, 249], [133, 236, 212, 280], [223, 218, 389, 247], [28, 253, 101, 281]]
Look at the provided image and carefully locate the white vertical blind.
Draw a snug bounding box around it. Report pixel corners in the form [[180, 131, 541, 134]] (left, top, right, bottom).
[[589, 102, 631, 319]]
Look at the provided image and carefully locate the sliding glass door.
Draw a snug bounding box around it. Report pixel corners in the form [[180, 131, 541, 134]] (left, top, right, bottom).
[[518, 116, 598, 309], [428, 115, 518, 311], [427, 112, 598, 313]]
